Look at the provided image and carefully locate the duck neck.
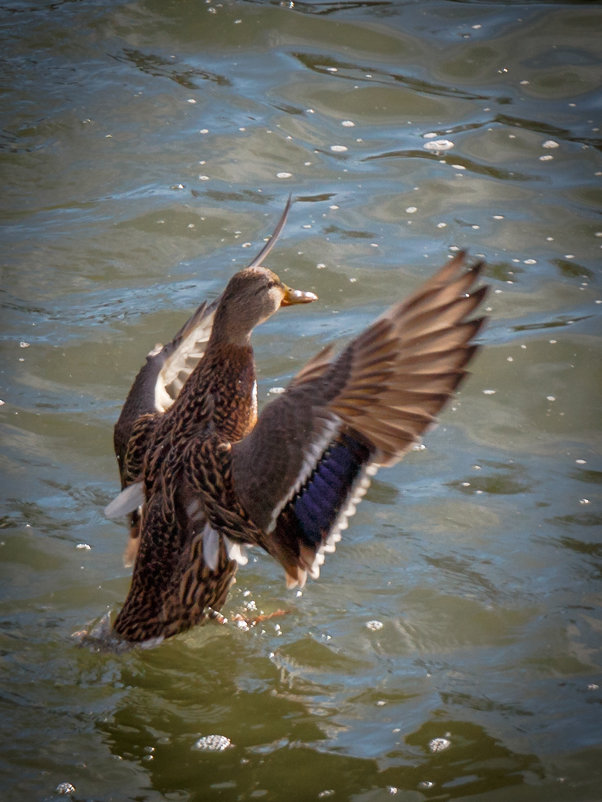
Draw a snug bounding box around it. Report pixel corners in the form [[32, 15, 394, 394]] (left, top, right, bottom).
[[174, 339, 257, 443], [208, 304, 253, 348]]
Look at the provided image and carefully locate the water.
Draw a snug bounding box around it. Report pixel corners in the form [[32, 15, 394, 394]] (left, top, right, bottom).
[[1, 0, 601, 799]]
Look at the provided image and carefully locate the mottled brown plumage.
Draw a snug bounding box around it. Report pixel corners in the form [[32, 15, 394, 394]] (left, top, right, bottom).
[[100, 200, 488, 647]]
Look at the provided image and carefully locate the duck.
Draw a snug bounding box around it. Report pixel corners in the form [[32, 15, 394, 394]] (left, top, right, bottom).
[[100, 198, 488, 647]]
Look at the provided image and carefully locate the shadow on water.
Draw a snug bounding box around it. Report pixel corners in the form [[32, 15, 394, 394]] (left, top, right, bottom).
[[111, 48, 232, 89]]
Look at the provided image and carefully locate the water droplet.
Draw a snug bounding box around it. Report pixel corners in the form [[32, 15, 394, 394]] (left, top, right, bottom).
[[423, 139, 454, 151], [429, 737, 451, 753], [193, 734, 232, 752]]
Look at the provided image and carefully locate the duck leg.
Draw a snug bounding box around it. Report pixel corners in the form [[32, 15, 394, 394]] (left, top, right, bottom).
[[207, 607, 289, 628]]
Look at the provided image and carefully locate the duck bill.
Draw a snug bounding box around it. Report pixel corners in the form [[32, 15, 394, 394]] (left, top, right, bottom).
[[281, 286, 318, 306]]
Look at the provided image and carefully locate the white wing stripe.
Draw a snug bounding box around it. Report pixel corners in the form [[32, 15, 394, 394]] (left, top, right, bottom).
[[202, 523, 220, 571], [224, 536, 250, 566], [299, 462, 379, 584], [104, 481, 145, 519]]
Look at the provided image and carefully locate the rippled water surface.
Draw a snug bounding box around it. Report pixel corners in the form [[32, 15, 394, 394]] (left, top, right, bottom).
[[1, 1, 601, 800]]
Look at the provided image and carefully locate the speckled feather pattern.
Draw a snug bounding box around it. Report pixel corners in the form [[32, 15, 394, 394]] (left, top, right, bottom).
[[112, 344, 258, 642]]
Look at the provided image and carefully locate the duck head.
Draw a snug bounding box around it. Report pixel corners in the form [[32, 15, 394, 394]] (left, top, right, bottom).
[[211, 266, 317, 347], [209, 197, 317, 347]]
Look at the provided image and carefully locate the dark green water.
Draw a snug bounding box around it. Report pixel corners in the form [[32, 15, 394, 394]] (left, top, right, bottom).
[[1, 1, 601, 800]]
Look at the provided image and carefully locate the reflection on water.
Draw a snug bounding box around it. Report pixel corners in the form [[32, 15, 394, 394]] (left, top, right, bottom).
[[1, 0, 601, 800]]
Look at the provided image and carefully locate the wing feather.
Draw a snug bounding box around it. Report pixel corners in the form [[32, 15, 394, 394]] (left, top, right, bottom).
[[113, 299, 218, 477], [232, 252, 488, 585]]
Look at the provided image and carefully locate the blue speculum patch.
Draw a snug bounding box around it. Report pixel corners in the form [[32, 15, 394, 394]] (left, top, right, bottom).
[[293, 432, 371, 548]]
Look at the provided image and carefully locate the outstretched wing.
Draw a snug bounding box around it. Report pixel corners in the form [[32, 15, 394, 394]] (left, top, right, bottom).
[[231, 252, 488, 588], [113, 299, 219, 480]]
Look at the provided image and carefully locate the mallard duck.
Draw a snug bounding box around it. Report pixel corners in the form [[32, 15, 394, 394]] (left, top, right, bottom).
[[102, 199, 488, 646]]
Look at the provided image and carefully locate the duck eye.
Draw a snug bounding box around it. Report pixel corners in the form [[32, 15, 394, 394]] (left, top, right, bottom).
[[266, 280, 276, 289]]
